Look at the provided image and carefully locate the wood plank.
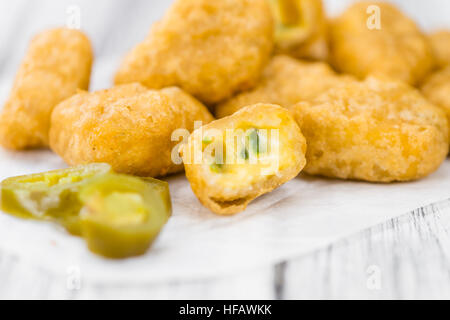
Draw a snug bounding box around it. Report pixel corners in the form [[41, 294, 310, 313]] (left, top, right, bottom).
[[277, 199, 450, 299]]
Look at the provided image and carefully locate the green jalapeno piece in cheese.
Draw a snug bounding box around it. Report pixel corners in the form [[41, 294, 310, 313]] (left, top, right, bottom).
[[240, 148, 250, 160], [202, 136, 213, 145], [247, 128, 268, 155], [248, 129, 260, 154], [0, 163, 112, 235], [78, 174, 171, 259], [268, 0, 311, 49], [210, 162, 225, 173]]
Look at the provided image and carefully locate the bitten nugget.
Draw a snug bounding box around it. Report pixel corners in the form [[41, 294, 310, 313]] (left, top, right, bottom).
[[215, 55, 352, 118], [114, 0, 274, 105], [268, 0, 328, 60], [181, 104, 306, 215], [422, 66, 450, 138], [289, 77, 449, 182], [49, 83, 214, 177], [329, 2, 434, 85], [0, 28, 93, 150], [429, 30, 450, 68]]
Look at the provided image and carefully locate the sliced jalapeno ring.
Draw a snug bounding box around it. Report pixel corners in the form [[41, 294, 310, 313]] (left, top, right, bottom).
[[78, 174, 171, 259], [0, 163, 112, 235]]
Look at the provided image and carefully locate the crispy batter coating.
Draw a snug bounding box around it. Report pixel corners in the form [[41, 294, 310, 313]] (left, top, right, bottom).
[[329, 2, 434, 85], [429, 30, 450, 68], [0, 28, 93, 150], [181, 104, 306, 215], [49, 84, 214, 177], [114, 0, 274, 105], [289, 77, 449, 182], [422, 66, 450, 139], [268, 0, 328, 60], [215, 55, 353, 118]]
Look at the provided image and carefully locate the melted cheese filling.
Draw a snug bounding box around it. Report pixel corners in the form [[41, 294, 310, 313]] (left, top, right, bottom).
[[201, 126, 297, 192]]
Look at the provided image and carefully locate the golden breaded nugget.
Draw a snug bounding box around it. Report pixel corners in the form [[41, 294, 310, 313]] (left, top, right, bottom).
[[115, 0, 274, 105], [215, 55, 352, 118], [181, 104, 306, 215], [290, 77, 448, 182], [49, 84, 214, 177], [0, 28, 93, 150], [329, 2, 434, 85], [422, 66, 450, 138], [268, 0, 328, 60], [429, 30, 450, 68]]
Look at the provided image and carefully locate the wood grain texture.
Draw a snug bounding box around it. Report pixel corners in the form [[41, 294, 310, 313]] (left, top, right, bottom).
[[1, 198, 450, 299], [276, 199, 450, 300]]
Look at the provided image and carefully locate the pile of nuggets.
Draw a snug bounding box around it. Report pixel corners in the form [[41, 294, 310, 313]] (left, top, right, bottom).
[[2, 0, 450, 216]]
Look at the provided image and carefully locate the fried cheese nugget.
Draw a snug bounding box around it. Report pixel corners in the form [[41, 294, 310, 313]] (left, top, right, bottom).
[[422, 66, 450, 139], [114, 0, 274, 105], [429, 30, 450, 68], [181, 104, 306, 215], [289, 77, 449, 182], [329, 2, 434, 85], [215, 55, 352, 118], [49, 84, 214, 177], [0, 28, 93, 150], [268, 0, 328, 60]]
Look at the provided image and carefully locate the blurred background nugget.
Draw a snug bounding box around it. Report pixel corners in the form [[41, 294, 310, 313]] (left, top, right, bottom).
[[215, 55, 353, 118], [329, 2, 434, 85], [429, 30, 450, 69], [181, 104, 306, 215], [49, 84, 214, 177], [0, 28, 93, 150], [114, 0, 274, 106], [289, 77, 449, 183], [421, 66, 450, 138], [268, 0, 329, 60]]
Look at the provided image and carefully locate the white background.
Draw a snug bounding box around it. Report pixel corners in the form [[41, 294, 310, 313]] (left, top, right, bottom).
[[1, 0, 449, 92]]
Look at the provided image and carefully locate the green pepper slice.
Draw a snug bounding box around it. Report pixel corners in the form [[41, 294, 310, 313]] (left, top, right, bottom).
[[0, 163, 112, 235], [78, 174, 171, 259]]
